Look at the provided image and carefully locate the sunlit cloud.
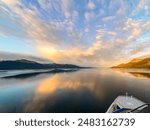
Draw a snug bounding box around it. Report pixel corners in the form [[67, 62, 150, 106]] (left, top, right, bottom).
[[37, 41, 101, 66], [1, 0, 20, 5], [0, 51, 51, 63], [0, 0, 150, 66]]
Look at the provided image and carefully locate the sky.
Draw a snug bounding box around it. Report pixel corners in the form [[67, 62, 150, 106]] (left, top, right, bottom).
[[0, 0, 150, 66]]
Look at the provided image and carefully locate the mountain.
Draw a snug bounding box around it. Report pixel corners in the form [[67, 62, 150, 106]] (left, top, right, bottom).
[[112, 57, 150, 69], [0, 59, 83, 70]]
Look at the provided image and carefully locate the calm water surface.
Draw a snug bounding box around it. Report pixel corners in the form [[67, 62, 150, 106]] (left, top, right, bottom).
[[0, 68, 150, 113]]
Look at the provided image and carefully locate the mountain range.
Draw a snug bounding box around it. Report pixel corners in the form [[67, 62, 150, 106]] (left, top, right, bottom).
[[0, 59, 83, 70], [112, 57, 150, 69]]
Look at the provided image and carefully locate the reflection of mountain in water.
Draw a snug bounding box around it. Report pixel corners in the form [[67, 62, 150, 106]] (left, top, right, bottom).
[[129, 72, 150, 79], [0, 59, 87, 79], [1, 69, 79, 79], [111, 68, 150, 79]]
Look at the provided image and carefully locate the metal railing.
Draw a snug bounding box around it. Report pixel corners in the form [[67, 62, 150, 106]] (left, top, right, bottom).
[[128, 103, 150, 113]]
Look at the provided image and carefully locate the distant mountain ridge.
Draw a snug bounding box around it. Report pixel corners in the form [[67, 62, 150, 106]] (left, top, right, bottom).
[[112, 57, 150, 69], [0, 59, 83, 70]]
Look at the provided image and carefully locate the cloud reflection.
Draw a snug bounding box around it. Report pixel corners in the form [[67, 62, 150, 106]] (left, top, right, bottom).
[[24, 70, 110, 112], [36, 74, 95, 94]]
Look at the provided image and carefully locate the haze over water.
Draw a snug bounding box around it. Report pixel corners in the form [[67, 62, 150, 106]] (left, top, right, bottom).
[[0, 68, 149, 113]]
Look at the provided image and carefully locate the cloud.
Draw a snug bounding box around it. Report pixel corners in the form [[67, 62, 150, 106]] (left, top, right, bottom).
[[0, 2, 28, 39], [107, 31, 116, 36], [37, 41, 101, 66], [87, 0, 95, 10], [84, 11, 95, 21], [93, 18, 150, 66], [84, 28, 90, 33], [102, 16, 116, 22], [67, 27, 81, 41], [128, 41, 150, 56], [123, 19, 150, 42], [60, 0, 75, 18], [0, 51, 51, 63], [0, 0, 149, 67], [0, 0, 80, 47], [132, 0, 148, 15], [1, 0, 20, 6]]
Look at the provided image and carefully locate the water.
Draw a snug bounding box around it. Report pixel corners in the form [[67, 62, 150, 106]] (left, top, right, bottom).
[[0, 68, 150, 113]]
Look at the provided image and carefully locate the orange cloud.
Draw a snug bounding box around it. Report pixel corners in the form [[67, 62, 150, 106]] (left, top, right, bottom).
[[37, 41, 101, 66], [0, 0, 149, 67], [1, 0, 20, 5]]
